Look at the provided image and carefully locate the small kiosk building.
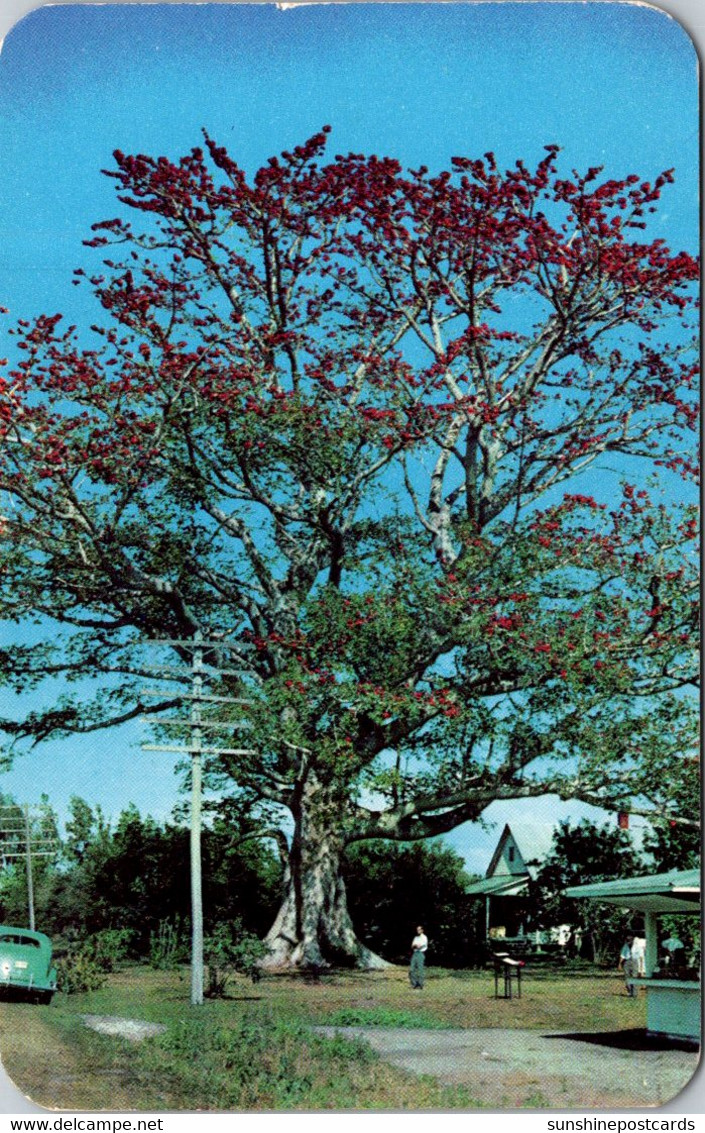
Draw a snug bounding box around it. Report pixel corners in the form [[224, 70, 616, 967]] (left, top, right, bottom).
[[565, 868, 700, 1042]]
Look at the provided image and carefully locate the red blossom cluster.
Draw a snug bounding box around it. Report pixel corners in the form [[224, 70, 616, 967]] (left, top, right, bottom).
[[0, 133, 697, 728], [1, 130, 697, 519]]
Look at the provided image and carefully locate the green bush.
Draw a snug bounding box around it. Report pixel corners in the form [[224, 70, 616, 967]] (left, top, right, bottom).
[[55, 950, 108, 995], [203, 922, 271, 996], [148, 918, 185, 970], [83, 928, 135, 972]]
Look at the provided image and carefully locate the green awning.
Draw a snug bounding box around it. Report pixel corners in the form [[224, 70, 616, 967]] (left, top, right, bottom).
[[564, 868, 700, 914], [465, 873, 531, 897]]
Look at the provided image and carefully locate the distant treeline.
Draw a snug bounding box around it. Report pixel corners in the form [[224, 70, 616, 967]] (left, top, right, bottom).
[[0, 794, 698, 968]]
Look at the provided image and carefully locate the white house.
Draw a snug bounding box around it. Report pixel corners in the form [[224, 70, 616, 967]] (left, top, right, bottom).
[[464, 824, 534, 945]]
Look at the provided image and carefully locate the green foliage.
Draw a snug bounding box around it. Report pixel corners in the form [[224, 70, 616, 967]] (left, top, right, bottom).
[[203, 922, 271, 996], [149, 1012, 377, 1108], [149, 919, 186, 971], [55, 949, 108, 995], [1, 793, 283, 956], [658, 914, 700, 973], [529, 819, 646, 965], [642, 759, 700, 871], [140, 1010, 480, 1110], [343, 840, 479, 966], [0, 796, 61, 929], [82, 929, 135, 972], [64, 796, 109, 865]]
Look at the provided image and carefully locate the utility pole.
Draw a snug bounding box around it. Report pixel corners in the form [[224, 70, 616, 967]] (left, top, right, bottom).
[[190, 631, 204, 1006], [0, 803, 58, 930], [24, 805, 35, 931], [142, 632, 253, 1006]]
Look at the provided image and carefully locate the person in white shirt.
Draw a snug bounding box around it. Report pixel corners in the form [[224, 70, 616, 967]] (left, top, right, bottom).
[[631, 936, 646, 977], [619, 935, 637, 997], [410, 925, 428, 989]]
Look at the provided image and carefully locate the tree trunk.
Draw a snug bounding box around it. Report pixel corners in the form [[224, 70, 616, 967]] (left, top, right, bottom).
[[263, 777, 390, 970]]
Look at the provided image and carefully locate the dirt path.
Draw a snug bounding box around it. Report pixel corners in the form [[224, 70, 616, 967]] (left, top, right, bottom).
[[316, 1026, 699, 1109]]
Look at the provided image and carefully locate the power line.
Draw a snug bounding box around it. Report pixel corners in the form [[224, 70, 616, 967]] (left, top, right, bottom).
[[0, 804, 59, 929]]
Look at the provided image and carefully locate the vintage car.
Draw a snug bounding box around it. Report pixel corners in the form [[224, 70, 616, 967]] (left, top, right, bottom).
[[0, 925, 57, 1004]]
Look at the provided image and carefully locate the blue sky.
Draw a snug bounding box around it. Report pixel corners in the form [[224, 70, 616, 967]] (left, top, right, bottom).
[[0, 3, 698, 869]]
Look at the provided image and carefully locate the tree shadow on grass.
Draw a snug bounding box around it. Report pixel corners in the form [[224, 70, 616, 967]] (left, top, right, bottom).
[[205, 995, 264, 1002], [546, 1028, 699, 1053]]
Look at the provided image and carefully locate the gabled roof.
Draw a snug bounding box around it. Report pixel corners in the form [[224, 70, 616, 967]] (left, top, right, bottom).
[[565, 869, 700, 914], [465, 824, 532, 896], [485, 823, 530, 878]]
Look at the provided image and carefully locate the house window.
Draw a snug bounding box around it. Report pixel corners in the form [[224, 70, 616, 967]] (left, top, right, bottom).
[[508, 847, 515, 862]]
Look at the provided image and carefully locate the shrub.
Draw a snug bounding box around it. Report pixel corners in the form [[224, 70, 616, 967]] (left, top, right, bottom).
[[55, 950, 108, 995], [148, 918, 185, 970], [83, 928, 135, 972], [203, 921, 271, 996]]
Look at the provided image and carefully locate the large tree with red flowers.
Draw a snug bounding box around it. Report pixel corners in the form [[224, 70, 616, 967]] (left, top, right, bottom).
[[0, 131, 698, 967]]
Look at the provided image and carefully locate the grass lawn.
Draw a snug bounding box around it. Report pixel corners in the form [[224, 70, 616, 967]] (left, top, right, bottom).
[[0, 964, 646, 1111]]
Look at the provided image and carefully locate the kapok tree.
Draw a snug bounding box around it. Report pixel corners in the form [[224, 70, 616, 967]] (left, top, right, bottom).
[[0, 131, 698, 967]]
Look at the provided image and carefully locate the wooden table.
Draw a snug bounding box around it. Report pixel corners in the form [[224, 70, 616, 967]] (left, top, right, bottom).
[[493, 953, 523, 999]]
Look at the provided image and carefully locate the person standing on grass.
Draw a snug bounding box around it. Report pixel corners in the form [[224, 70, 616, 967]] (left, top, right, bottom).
[[619, 935, 637, 997], [631, 934, 646, 977], [410, 925, 428, 989]]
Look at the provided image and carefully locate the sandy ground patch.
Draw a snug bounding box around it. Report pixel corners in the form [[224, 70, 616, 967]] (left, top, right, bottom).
[[81, 1014, 167, 1042], [316, 1026, 699, 1109]]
